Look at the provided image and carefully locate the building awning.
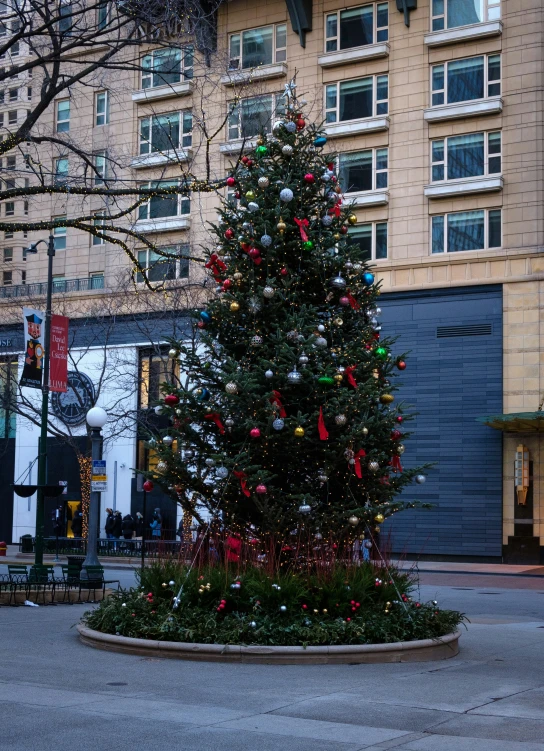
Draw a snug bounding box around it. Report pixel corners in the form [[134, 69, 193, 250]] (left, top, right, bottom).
[[477, 412, 544, 433]]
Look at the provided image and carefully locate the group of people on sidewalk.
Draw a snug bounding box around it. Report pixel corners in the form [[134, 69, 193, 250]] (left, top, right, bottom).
[[104, 508, 162, 541]]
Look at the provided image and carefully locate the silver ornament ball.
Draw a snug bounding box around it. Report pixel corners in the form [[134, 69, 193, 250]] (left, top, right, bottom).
[[415, 474, 426, 484], [264, 369, 274, 379], [317, 324, 325, 333], [348, 515, 360, 526], [335, 414, 347, 426], [247, 201, 259, 213], [251, 335, 263, 346], [225, 382, 238, 394], [331, 275, 347, 289], [162, 435, 174, 446], [260, 234, 272, 247], [257, 177, 269, 188], [299, 503, 311, 514], [315, 336, 327, 348], [272, 418, 285, 431], [285, 121, 297, 133], [280, 187, 294, 202], [321, 214, 333, 226], [368, 461, 380, 473], [263, 286, 275, 299], [298, 353, 309, 365], [287, 369, 302, 383], [216, 466, 229, 479], [205, 458, 215, 467]]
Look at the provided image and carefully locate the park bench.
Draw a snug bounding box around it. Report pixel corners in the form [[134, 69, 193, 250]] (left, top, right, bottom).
[[78, 565, 120, 602]]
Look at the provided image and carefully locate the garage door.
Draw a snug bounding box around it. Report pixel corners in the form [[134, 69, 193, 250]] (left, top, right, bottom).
[[379, 285, 503, 559]]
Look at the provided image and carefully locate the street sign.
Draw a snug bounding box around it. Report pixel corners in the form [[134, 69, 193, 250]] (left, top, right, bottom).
[[91, 459, 107, 492]]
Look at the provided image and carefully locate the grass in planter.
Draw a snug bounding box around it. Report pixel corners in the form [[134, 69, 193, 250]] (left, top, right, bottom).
[[83, 561, 465, 647]]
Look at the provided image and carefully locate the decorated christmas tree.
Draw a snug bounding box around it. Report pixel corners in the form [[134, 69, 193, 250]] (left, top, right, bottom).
[[147, 85, 428, 556]]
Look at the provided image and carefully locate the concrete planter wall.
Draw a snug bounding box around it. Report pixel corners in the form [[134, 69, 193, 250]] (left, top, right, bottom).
[[77, 625, 461, 664]]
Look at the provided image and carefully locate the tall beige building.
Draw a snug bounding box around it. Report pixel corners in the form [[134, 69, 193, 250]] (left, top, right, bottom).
[[1, 0, 543, 561]]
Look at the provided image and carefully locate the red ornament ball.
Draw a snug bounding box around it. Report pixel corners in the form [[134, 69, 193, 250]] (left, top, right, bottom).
[[142, 480, 154, 492], [241, 156, 249, 164], [246, 159, 254, 167], [197, 321, 206, 329], [240, 242, 251, 251], [225, 228, 234, 240], [226, 176, 236, 187], [340, 226, 348, 234], [222, 279, 232, 290], [164, 394, 179, 406], [280, 267, 288, 276], [255, 484, 267, 494], [304, 173, 315, 183], [339, 296, 350, 307], [397, 360, 407, 370], [327, 162, 335, 171], [391, 429, 402, 440], [248, 247, 260, 259], [296, 117, 305, 130], [396, 415, 403, 424], [250, 427, 261, 439], [235, 192, 241, 199]]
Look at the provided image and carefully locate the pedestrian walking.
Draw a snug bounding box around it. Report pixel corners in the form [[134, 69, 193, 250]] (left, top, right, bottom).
[[111, 511, 122, 538], [71, 509, 83, 538], [150, 509, 162, 538], [105, 508, 114, 539], [134, 512, 144, 540], [122, 514, 135, 540]]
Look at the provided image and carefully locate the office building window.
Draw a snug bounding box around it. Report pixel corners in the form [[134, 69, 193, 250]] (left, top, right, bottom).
[[137, 244, 190, 283], [432, 209, 501, 252], [92, 213, 105, 245], [56, 99, 70, 132], [431, 54, 500, 106], [431, 131, 501, 181], [59, 1, 73, 34], [138, 181, 190, 220], [54, 156, 69, 184], [228, 93, 285, 140], [5, 201, 14, 215], [97, 1, 109, 29], [141, 47, 193, 89], [3, 246, 12, 262], [228, 24, 286, 70], [93, 150, 107, 185], [325, 75, 388, 123], [53, 218, 67, 250], [347, 222, 388, 260], [325, 3, 388, 51], [431, 0, 501, 31], [338, 148, 388, 192], [2, 270, 12, 285], [139, 349, 179, 409], [95, 90, 109, 126], [139, 111, 192, 154]]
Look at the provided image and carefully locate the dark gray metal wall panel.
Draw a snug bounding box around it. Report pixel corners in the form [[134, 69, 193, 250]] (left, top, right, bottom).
[[380, 286, 503, 558]]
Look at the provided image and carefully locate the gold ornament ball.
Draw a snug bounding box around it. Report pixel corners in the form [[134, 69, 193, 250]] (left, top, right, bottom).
[[380, 393, 395, 404], [374, 513, 385, 523], [230, 302, 240, 312], [256, 136, 264, 145], [333, 233, 341, 241], [334, 373, 343, 383], [348, 214, 358, 225], [386, 601, 392, 608], [233, 271, 243, 281], [277, 220, 287, 234], [162, 582, 167, 588], [333, 317, 343, 326], [396, 443, 405, 455], [294, 426, 305, 438], [362, 426, 369, 437], [168, 348, 178, 359]]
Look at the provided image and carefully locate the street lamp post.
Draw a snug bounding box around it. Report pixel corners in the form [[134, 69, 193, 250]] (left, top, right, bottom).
[[24, 235, 55, 567], [81, 406, 108, 576]]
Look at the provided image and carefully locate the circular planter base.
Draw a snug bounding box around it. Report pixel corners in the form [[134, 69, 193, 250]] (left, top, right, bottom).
[[77, 625, 461, 664]]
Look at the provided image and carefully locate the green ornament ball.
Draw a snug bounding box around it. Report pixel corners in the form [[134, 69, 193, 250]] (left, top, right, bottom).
[[302, 240, 314, 250], [255, 145, 268, 155], [245, 190, 255, 200], [375, 347, 388, 360], [318, 376, 335, 387]]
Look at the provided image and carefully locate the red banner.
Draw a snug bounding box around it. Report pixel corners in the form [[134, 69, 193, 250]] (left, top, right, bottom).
[[49, 314, 69, 393]]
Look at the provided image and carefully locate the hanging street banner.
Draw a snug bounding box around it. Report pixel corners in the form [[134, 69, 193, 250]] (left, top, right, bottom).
[[49, 314, 69, 393], [91, 460, 107, 492], [20, 307, 45, 389]]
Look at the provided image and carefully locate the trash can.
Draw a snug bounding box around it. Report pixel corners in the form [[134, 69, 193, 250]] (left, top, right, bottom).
[[21, 534, 33, 554], [66, 555, 86, 574]]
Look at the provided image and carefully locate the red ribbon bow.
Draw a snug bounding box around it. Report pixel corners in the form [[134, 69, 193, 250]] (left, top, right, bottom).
[[345, 365, 358, 389], [233, 470, 251, 497], [318, 406, 329, 441], [270, 390, 287, 418], [390, 455, 403, 473], [346, 290, 360, 310], [294, 217, 309, 242], [352, 449, 366, 479], [204, 413, 225, 435], [328, 204, 342, 218], [205, 253, 227, 282]]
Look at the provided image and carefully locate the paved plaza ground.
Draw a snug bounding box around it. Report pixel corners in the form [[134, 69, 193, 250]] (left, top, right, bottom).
[[1, 568, 544, 751]]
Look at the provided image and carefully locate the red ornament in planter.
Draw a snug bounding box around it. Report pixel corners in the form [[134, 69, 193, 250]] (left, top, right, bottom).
[[142, 480, 154, 492], [164, 394, 179, 406], [226, 176, 236, 187]]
